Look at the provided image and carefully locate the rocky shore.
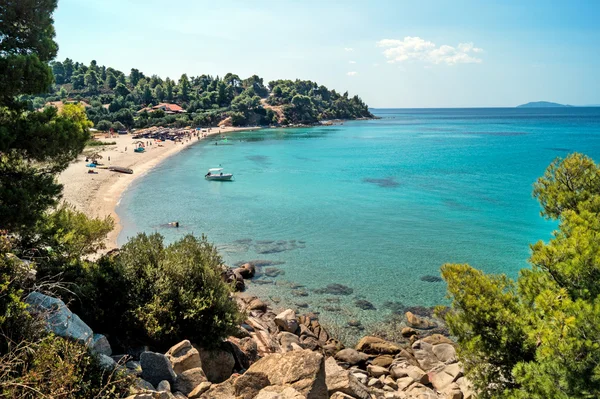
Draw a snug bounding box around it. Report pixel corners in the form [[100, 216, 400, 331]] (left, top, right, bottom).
[[27, 276, 473, 399]]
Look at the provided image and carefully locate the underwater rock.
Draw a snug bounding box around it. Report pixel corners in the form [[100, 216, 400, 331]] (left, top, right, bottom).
[[420, 275, 443, 283], [292, 289, 309, 297], [314, 284, 354, 296], [347, 320, 364, 330], [362, 177, 400, 188], [234, 260, 286, 267], [322, 306, 342, 312], [355, 300, 376, 310], [405, 306, 434, 318], [383, 301, 405, 315], [264, 267, 284, 278], [295, 302, 309, 308]]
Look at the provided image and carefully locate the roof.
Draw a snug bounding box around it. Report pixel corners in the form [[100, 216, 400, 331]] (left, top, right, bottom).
[[153, 103, 185, 113]]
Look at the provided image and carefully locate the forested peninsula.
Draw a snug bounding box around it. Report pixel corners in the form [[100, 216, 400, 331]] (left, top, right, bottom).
[[24, 59, 373, 130]]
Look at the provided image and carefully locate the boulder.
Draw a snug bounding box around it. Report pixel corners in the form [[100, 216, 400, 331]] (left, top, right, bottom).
[[325, 358, 370, 399], [389, 362, 429, 385], [98, 354, 116, 369], [173, 367, 207, 396], [405, 311, 437, 330], [444, 363, 463, 381], [367, 377, 383, 389], [421, 334, 455, 346], [166, 340, 201, 374], [401, 327, 417, 338], [187, 381, 211, 398], [232, 372, 271, 399], [334, 348, 369, 366], [251, 330, 281, 356], [244, 349, 327, 399], [274, 309, 299, 333], [157, 380, 171, 392], [254, 385, 305, 399], [279, 331, 301, 352], [428, 367, 455, 391], [406, 383, 438, 399], [91, 334, 112, 356], [371, 355, 394, 368], [433, 343, 457, 363], [395, 376, 414, 391], [247, 298, 268, 312], [24, 292, 93, 345], [199, 346, 235, 383], [330, 393, 355, 399], [135, 378, 155, 391], [140, 351, 177, 387], [367, 365, 389, 378], [355, 336, 401, 355], [195, 376, 235, 398], [411, 340, 443, 371]]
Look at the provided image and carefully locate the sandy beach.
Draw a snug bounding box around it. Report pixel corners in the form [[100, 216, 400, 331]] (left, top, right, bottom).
[[58, 126, 260, 252]]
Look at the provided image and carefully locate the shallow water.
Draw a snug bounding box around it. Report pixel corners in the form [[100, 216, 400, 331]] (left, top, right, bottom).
[[118, 108, 600, 333]]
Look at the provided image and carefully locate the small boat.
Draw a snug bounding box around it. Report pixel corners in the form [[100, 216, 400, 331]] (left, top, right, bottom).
[[109, 166, 134, 174], [205, 168, 233, 181], [134, 147, 145, 153]]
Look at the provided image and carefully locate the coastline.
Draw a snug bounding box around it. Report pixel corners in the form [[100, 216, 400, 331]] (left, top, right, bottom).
[[58, 126, 261, 252]]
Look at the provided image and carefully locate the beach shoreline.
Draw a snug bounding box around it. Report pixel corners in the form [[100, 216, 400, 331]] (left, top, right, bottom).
[[58, 126, 261, 252]]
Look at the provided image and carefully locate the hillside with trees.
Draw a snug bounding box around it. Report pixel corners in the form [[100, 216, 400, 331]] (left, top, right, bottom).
[[23, 59, 373, 130]]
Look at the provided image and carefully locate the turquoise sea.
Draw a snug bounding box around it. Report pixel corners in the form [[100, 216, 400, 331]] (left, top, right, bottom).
[[118, 108, 600, 333]]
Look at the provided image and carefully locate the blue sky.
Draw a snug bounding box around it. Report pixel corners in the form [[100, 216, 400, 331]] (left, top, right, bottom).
[[53, 0, 599, 108]]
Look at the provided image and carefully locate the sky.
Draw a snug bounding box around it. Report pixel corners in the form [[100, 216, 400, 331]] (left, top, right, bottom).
[[53, 0, 600, 108]]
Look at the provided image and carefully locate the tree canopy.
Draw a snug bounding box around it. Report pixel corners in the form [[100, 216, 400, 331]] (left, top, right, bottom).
[[442, 152, 600, 398], [29, 59, 373, 130]]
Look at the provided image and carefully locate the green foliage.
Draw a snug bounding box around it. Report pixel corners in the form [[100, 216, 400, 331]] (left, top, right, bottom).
[[95, 119, 113, 131], [442, 153, 600, 398], [73, 233, 242, 350], [0, 335, 134, 398]]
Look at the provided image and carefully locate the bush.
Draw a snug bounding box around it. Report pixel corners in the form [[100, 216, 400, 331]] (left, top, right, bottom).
[[0, 335, 134, 398], [74, 233, 242, 351], [95, 119, 112, 131]]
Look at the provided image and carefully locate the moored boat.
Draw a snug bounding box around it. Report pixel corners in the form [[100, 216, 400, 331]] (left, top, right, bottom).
[[205, 168, 233, 181]]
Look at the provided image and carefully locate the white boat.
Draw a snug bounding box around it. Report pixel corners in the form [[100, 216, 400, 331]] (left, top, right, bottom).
[[205, 168, 233, 181]]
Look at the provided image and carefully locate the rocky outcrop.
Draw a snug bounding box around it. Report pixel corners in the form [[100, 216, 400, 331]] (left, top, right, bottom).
[[166, 340, 201, 374], [140, 351, 177, 387], [243, 349, 327, 398]]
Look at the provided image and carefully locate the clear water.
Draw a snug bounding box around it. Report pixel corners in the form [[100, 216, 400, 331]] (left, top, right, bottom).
[[117, 108, 600, 332]]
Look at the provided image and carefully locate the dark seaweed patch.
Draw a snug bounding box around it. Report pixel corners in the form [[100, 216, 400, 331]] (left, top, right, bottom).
[[362, 177, 400, 188], [421, 275, 443, 283], [314, 283, 354, 295]]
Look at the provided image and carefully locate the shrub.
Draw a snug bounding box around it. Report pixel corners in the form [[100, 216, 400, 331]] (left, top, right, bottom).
[[74, 233, 242, 351], [0, 335, 134, 398], [86, 140, 117, 147]]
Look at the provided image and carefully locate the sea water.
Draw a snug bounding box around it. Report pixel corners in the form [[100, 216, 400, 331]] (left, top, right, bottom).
[[117, 108, 600, 333]]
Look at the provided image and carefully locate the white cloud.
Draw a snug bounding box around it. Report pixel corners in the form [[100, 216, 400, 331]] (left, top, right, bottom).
[[376, 37, 483, 65], [347, 71, 358, 76], [344, 47, 354, 52], [349, 60, 356, 64]]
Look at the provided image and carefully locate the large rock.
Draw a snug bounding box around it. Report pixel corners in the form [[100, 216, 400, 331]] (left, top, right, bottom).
[[389, 362, 429, 385], [412, 340, 443, 371], [140, 351, 177, 387], [233, 372, 271, 399], [196, 376, 235, 398], [187, 381, 211, 398], [405, 311, 437, 330], [334, 348, 369, 366], [279, 331, 301, 352], [25, 292, 93, 345], [355, 336, 401, 355], [254, 385, 305, 399], [199, 346, 235, 383], [325, 357, 370, 399], [371, 355, 394, 368], [173, 367, 207, 396], [244, 349, 327, 399], [274, 309, 299, 333], [166, 340, 201, 374], [91, 334, 112, 356], [433, 343, 457, 363], [250, 330, 281, 356]]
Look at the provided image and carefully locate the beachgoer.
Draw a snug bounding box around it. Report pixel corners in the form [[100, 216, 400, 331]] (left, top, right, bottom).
[[108, 156, 110, 162]]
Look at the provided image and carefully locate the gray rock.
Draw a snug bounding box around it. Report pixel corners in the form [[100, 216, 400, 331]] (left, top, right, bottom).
[[367, 364, 389, 378], [25, 292, 93, 345], [412, 340, 443, 371], [98, 354, 116, 369], [91, 333, 112, 356], [140, 351, 177, 387], [326, 358, 370, 399], [157, 380, 171, 392], [135, 378, 155, 391]]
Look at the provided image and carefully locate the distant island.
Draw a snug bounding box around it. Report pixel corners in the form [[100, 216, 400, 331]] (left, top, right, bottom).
[[517, 101, 573, 108], [26, 59, 373, 130]]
